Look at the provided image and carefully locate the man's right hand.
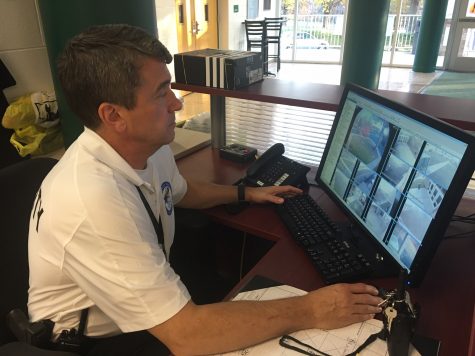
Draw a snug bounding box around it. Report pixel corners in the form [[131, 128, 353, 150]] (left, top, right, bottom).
[[305, 283, 383, 330]]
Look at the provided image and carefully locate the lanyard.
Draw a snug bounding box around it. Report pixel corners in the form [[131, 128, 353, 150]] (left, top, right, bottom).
[[280, 328, 385, 356], [135, 186, 166, 258], [279, 335, 331, 356]]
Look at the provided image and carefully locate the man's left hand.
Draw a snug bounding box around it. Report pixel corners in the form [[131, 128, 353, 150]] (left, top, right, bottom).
[[246, 185, 303, 205]]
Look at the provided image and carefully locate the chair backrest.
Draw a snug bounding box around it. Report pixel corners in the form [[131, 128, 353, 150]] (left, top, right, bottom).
[[244, 20, 266, 47], [0, 158, 57, 345], [264, 17, 284, 41]]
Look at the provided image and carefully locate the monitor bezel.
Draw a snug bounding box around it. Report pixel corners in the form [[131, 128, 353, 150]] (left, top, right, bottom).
[[315, 83, 475, 287]]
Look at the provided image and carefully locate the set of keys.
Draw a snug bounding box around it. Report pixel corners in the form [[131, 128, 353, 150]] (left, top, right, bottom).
[[380, 289, 416, 333]]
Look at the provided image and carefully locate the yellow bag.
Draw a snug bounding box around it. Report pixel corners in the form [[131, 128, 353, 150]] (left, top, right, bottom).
[[10, 125, 63, 157], [2, 90, 63, 157], [1, 95, 34, 129], [2, 91, 59, 129]]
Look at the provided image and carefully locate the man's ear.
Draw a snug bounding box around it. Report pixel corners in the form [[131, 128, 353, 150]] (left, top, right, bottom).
[[97, 102, 126, 132]]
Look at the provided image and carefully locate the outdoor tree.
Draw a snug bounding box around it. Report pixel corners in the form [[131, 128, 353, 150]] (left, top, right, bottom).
[[318, 0, 345, 14], [407, 0, 421, 14], [390, 0, 423, 14], [281, 0, 345, 16], [316, 0, 345, 28], [281, 0, 295, 14], [283, 0, 420, 16]]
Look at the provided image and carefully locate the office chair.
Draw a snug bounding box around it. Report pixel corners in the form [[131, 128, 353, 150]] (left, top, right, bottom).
[[264, 17, 285, 72], [244, 20, 272, 76], [0, 158, 77, 356]]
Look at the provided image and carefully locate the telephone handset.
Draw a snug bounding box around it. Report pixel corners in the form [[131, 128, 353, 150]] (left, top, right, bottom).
[[243, 143, 310, 188], [246, 143, 285, 177]]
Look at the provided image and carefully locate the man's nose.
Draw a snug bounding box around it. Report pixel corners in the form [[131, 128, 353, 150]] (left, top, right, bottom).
[[169, 92, 184, 112]]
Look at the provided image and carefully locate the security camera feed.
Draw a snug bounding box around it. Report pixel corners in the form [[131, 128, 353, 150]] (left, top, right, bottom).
[[319, 90, 468, 271]]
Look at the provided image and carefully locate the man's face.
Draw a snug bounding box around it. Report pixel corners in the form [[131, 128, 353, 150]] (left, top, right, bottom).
[[120, 58, 182, 150]]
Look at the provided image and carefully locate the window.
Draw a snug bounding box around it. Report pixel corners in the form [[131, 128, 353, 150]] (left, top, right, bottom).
[[247, 0, 259, 19], [264, 0, 271, 11], [225, 97, 336, 168]]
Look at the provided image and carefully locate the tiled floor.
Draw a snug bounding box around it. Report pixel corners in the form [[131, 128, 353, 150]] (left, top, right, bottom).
[[175, 63, 441, 123]]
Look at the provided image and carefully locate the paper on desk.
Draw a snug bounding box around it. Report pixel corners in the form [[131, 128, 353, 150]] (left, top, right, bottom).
[[218, 285, 420, 356]]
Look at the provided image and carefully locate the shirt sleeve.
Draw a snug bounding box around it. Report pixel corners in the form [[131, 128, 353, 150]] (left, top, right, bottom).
[[154, 145, 188, 204]]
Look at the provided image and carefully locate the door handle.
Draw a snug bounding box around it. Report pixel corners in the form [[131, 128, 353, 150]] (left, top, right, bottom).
[[191, 20, 200, 34]]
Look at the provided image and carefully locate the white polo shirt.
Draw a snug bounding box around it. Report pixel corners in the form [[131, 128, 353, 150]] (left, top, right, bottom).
[[28, 128, 191, 338]]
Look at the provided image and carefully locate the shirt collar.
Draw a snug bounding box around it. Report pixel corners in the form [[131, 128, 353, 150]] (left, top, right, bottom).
[[78, 127, 155, 191]]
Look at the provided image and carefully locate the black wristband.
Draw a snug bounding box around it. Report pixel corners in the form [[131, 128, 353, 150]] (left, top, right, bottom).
[[238, 183, 246, 203], [225, 183, 249, 215]]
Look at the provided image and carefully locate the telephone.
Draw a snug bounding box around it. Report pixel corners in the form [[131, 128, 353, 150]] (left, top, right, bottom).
[[241, 143, 310, 188]]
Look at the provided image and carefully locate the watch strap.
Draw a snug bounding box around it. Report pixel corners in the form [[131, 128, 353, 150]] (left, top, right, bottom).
[[238, 183, 246, 202]]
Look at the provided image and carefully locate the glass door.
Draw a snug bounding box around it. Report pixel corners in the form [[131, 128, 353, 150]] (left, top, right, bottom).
[[447, 0, 475, 71], [383, 0, 425, 66], [280, 0, 347, 63]]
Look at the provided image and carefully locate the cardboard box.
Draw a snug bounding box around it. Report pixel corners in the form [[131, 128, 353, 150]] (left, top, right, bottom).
[[174, 48, 263, 90]]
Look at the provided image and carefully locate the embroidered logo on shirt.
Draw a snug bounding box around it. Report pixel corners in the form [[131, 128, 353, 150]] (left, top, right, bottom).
[[161, 181, 173, 215]]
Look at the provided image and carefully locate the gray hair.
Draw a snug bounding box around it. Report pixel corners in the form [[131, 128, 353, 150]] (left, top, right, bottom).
[[57, 24, 172, 129]]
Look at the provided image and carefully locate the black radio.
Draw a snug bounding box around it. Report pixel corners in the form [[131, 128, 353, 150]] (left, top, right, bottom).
[[219, 143, 257, 164]]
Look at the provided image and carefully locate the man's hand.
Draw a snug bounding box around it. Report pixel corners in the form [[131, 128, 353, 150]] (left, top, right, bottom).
[[246, 185, 303, 204], [306, 283, 383, 330]]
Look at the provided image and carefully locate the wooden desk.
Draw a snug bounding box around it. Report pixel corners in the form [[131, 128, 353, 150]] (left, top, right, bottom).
[[176, 146, 475, 356]]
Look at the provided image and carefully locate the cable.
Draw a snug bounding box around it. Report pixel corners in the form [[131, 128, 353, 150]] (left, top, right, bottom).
[[445, 213, 475, 238], [451, 213, 475, 224], [453, 212, 475, 218], [444, 229, 475, 239], [239, 232, 248, 280]]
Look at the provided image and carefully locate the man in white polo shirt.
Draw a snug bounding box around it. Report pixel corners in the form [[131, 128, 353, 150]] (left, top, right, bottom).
[[28, 24, 382, 355]]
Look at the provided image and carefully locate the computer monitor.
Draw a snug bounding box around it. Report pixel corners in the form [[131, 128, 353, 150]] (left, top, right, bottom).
[[315, 83, 475, 286]]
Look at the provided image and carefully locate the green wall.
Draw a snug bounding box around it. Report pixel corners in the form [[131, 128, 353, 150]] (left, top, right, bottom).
[[38, 0, 158, 147]]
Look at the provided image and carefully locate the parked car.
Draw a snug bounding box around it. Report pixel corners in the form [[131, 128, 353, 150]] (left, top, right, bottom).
[[285, 31, 329, 50]]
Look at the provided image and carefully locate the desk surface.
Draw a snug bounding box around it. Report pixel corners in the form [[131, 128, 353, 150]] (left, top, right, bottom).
[[176, 146, 475, 356]]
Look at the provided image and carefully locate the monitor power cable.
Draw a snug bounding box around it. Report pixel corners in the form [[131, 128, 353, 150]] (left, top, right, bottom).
[[445, 212, 475, 239], [239, 232, 248, 280]]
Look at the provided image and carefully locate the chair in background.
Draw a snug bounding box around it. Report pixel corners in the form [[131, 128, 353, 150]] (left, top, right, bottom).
[[264, 17, 285, 72], [0, 158, 77, 356], [244, 20, 271, 76]]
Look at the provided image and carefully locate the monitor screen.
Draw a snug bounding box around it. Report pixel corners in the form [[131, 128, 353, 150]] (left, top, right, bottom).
[[316, 84, 475, 286]]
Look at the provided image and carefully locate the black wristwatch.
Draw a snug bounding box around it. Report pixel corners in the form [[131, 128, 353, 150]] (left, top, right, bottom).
[[225, 183, 249, 215], [238, 183, 246, 203]]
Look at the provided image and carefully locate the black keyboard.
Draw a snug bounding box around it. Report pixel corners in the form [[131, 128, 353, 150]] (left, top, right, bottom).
[[276, 194, 373, 284]]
